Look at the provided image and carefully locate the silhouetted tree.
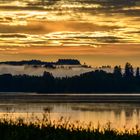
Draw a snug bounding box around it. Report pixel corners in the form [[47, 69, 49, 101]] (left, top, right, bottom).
[[43, 71, 53, 79], [56, 59, 81, 65], [136, 67, 140, 78], [0, 62, 140, 93], [113, 65, 122, 77], [124, 62, 134, 78]]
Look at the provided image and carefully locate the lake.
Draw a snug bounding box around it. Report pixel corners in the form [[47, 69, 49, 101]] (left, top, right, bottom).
[[0, 93, 140, 130]]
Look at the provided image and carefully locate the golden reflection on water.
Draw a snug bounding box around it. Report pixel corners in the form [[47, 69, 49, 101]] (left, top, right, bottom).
[[0, 103, 140, 130]]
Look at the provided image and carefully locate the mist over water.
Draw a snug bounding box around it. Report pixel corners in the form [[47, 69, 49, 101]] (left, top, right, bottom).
[[0, 64, 94, 77]]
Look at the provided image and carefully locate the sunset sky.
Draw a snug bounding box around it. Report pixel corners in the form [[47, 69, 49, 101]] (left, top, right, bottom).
[[0, 0, 140, 66]]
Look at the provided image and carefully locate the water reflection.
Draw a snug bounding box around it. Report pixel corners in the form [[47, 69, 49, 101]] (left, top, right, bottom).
[[0, 103, 140, 130]]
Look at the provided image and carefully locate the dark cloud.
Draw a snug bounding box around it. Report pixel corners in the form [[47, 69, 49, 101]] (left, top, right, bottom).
[[0, 0, 136, 12], [0, 34, 27, 38], [95, 36, 122, 43], [79, 0, 136, 7], [0, 0, 139, 19], [73, 36, 122, 43], [125, 30, 140, 34], [0, 23, 47, 34], [118, 9, 140, 17]]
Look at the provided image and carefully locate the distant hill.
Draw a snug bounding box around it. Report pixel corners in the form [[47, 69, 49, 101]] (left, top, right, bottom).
[[0, 63, 139, 93], [56, 59, 81, 65], [0, 59, 93, 77], [0, 59, 81, 66]]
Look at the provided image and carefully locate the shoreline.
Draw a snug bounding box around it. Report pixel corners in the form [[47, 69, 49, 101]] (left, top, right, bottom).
[[0, 93, 140, 103]]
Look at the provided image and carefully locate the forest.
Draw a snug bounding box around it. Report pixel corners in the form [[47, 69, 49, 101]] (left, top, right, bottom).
[[0, 62, 140, 93], [0, 59, 81, 66]]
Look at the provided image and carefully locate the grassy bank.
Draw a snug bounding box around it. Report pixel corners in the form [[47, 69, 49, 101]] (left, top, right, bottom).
[[0, 116, 140, 140]]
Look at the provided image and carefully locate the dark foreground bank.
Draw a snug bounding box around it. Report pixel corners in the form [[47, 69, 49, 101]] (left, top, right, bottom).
[[0, 119, 140, 140]]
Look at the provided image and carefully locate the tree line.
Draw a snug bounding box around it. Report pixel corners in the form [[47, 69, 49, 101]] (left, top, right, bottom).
[[0, 62, 140, 93], [0, 59, 81, 66]]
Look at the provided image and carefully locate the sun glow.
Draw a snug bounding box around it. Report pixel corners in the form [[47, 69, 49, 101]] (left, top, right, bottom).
[[0, 0, 139, 65]]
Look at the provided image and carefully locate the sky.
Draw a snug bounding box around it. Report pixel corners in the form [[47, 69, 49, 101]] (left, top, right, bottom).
[[0, 0, 140, 66]]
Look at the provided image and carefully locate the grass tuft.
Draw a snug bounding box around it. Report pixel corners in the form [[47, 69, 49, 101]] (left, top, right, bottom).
[[0, 112, 140, 140]]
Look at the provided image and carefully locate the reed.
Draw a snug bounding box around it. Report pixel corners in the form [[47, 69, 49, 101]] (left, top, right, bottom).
[[0, 112, 140, 140]]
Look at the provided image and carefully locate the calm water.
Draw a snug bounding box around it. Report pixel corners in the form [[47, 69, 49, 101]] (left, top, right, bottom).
[[0, 95, 140, 130]]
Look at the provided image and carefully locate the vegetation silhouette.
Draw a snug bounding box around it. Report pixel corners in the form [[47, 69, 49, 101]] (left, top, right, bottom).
[[0, 59, 81, 66], [0, 62, 140, 93], [0, 115, 140, 140]]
